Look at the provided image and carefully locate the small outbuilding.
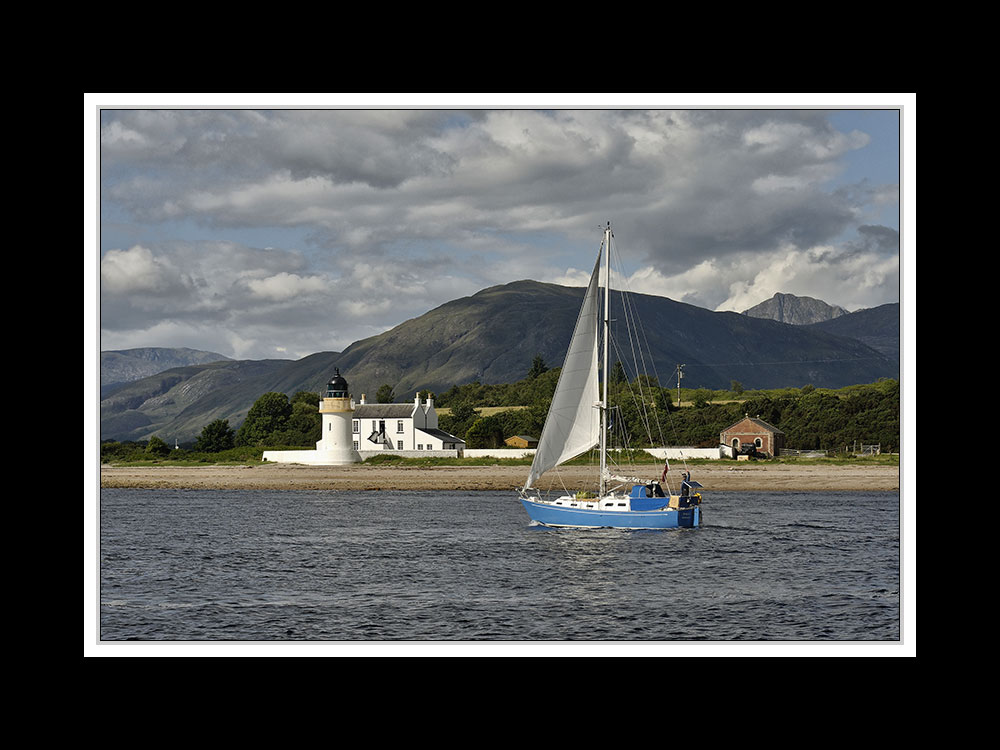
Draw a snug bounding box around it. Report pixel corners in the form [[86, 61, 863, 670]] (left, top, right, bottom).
[[505, 435, 538, 449], [720, 415, 785, 457]]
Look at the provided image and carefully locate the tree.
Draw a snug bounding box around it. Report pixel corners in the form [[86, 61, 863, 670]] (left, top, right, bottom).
[[236, 392, 292, 446], [466, 415, 504, 448], [440, 401, 480, 439], [528, 355, 548, 380], [376, 384, 395, 403], [194, 419, 235, 452], [611, 360, 627, 384], [146, 435, 171, 456]]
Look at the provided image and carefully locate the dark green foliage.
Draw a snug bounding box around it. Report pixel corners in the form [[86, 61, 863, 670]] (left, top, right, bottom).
[[611, 361, 627, 385], [235, 392, 294, 447], [465, 415, 505, 448], [194, 419, 235, 452], [376, 384, 395, 403], [440, 369, 900, 453], [233, 391, 321, 448], [438, 401, 481, 440], [100, 440, 271, 465], [437, 367, 561, 410], [528, 355, 549, 380], [145, 435, 171, 456]]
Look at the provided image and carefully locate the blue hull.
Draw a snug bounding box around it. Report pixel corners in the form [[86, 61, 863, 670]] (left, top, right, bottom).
[[520, 499, 699, 530]]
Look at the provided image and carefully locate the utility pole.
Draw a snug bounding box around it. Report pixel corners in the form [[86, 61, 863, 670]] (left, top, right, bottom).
[[676, 364, 685, 407]]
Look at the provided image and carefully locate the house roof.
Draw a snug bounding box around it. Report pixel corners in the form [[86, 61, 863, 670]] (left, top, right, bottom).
[[721, 416, 784, 434], [417, 427, 465, 444], [355, 404, 416, 419]]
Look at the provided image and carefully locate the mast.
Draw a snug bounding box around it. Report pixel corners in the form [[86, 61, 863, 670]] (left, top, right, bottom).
[[600, 221, 611, 497]]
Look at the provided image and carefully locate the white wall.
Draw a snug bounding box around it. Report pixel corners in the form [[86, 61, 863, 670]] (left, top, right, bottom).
[[358, 449, 460, 460], [644, 447, 725, 460], [464, 448, 537, 459], [465, 447, 726, 460], [262, 449, 360, 465]]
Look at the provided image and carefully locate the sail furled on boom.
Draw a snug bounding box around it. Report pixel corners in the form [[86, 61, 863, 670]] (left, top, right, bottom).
[[523, 250, 602, 490]]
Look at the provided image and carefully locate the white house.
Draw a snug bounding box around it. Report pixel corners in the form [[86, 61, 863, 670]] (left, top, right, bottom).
[[262, 371, 465, 465], [353, 393, 465, 453]]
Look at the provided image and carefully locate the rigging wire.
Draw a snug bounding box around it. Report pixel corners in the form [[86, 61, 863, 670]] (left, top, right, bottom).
[[605, 235, 704, 492], [601, 230, 691, 493]]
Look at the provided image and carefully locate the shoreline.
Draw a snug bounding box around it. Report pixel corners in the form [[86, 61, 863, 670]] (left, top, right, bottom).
[[99, 462, 899, 492]]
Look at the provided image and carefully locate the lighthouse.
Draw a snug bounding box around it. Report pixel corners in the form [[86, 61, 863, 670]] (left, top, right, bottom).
[[315, 368, 361, 464]]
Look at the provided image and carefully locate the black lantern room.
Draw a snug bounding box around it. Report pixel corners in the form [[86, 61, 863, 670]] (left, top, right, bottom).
[[326, 368, 349, 398]]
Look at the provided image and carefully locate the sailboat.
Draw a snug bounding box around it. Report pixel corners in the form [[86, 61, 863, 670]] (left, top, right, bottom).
[[519, 222, 703, 530]]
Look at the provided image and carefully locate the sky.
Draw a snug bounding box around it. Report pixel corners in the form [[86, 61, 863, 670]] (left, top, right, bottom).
[[89, 95, 912, 363]]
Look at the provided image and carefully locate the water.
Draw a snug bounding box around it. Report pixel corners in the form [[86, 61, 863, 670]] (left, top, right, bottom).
[[98, 489, 900, 644]]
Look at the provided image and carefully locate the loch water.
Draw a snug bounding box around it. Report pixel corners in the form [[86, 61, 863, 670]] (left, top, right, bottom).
[[98, 489, 900, 644]]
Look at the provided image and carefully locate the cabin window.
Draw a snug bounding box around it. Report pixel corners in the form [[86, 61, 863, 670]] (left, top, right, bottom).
[[618, 503, 626, 507]]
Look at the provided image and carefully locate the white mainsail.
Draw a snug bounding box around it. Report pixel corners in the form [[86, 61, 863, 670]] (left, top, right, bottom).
[[523, 251, 602, 490]]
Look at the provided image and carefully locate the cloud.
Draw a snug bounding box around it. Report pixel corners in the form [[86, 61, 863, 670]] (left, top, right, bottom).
[[100, 245, 188, 296], [98, 106, 901, 359], [246, 272, 327, 301]]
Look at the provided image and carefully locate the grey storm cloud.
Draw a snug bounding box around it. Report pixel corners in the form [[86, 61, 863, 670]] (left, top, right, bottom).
[[97, 105, 901, 360]]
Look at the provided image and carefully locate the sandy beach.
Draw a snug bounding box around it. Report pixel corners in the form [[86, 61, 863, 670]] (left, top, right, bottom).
[[99, 461, 899, 492]]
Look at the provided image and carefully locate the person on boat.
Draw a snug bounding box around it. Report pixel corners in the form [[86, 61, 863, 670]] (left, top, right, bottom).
[[680, 470, 691, 497]]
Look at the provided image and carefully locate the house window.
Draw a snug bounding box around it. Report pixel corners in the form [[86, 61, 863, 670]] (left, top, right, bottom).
[[353, 440, 359, 450], [417, 444, 423, 450], [352, 420, 359, 433], [397, 420, 404, 433], [397, 440, 403, 450], [754, 437, 763, 448]]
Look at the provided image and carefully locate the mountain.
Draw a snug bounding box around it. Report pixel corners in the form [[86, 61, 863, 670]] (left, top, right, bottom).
[[742, 292, 847, 325], [100, 281, 899, 444], [807, 302, 900, 365], [101, 347, 232, 397]]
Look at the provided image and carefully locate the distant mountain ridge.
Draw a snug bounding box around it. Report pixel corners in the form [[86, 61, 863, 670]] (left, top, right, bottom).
[[808, 302, 900, 366], [101, 347, 232, 397], [100, 284, 899, 444], [742, 292, 848, 325]]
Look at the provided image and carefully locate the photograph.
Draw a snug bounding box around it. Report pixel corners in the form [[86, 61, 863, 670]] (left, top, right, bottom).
[[86, 95, 913, 656]]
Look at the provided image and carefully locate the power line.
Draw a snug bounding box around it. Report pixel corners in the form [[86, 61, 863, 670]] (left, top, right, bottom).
[[683, 356, 892, 368]]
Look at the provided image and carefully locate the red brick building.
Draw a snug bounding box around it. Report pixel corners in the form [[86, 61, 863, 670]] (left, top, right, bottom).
[[720, 416, 785, 457]]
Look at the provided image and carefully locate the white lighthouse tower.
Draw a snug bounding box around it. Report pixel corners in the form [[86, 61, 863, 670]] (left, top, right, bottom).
[[315, 368, 361, 464]]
